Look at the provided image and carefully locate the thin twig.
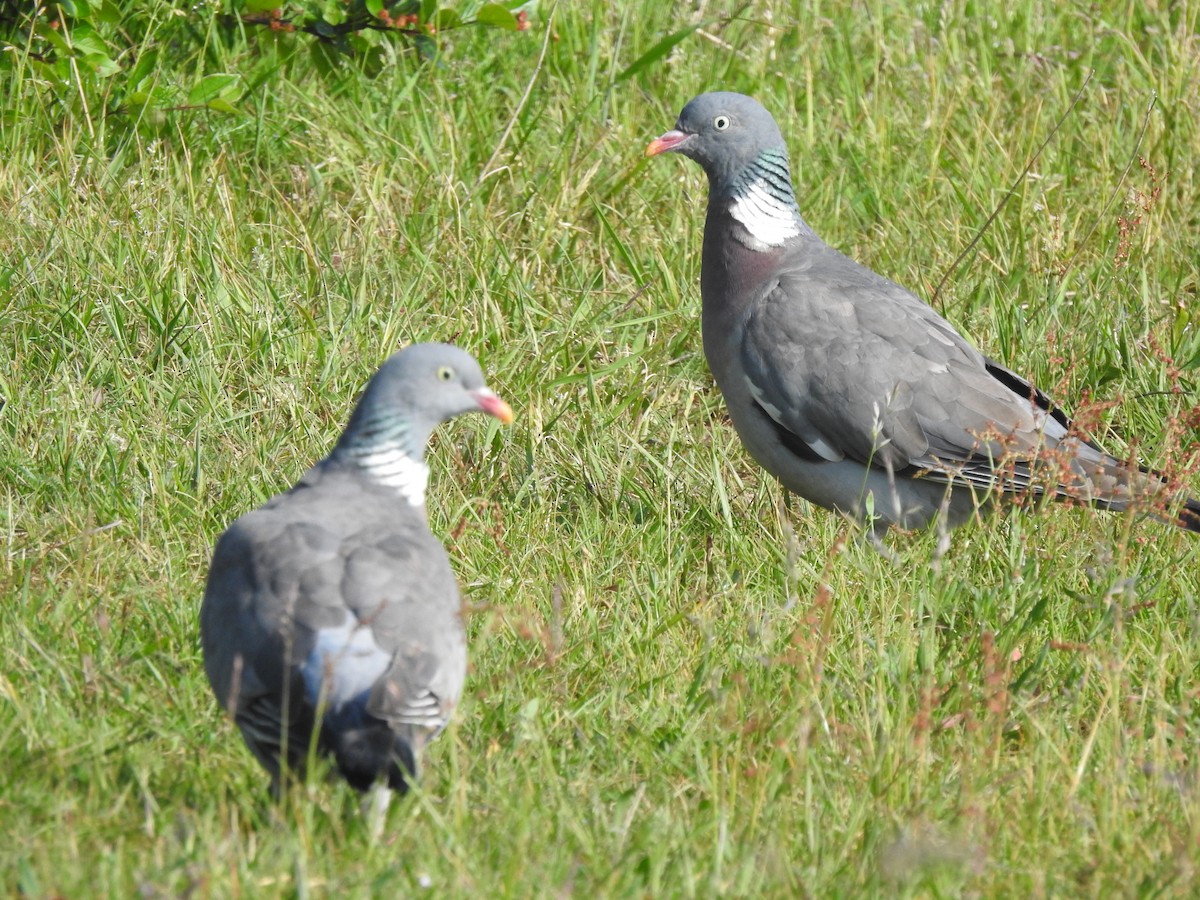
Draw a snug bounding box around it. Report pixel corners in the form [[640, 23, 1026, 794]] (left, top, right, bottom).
[[931, 70, 1095, 305], [1061, 92, 1158, 276], [8, 519, 123, 559], [477, 2, 557, 185]]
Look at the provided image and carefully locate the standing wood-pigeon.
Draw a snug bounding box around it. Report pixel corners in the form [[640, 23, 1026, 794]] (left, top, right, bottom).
[[201, 343, 514, 795], [648, 91, 1199, 535]]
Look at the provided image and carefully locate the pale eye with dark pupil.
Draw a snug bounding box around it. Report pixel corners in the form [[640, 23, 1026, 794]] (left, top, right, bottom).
[[437, 367, 454, 381], [714, 115, 730, 130]]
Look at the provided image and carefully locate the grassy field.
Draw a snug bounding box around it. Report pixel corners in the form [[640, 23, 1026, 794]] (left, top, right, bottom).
[[3, 0, 1200, 895]]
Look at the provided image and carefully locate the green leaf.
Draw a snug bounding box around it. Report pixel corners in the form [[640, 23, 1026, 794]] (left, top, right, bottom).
[[94, 0, 122, 26], [412, 32, 438, 59], [35, 24, 72, 56], [28, 57, 72, 86], [474, 3, 518, 29], [127, 48, 160, 89], [244, 0, 278, 11], [1091, 363, 1124, 387], [84, 53, 119, 78], [616, 21, 716, 82], [365, 0, 384, 15], [67, 28, 108, 57], [322, 0, 346, 26], [431, 8, 460, 29], [204, 98, 241, 115], [308, 38, 343, 76], [187, 73, 239, 106]]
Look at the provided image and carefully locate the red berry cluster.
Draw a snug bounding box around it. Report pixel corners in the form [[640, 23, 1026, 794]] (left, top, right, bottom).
[[267, 9, 296, 32], [377, 9, 421, 29]]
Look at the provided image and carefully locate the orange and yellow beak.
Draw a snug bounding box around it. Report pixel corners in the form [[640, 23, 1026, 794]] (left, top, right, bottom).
[[645, 129, 691, 157], [472, 388, 514, 425]]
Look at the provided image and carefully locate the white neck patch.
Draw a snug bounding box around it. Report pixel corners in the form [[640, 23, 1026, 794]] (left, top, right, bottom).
[[356, 445, 429, 507], [728, 177, 801, 250]]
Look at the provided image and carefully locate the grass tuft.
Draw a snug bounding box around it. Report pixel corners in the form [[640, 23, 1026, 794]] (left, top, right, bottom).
[[2, 2, 1200, 895]]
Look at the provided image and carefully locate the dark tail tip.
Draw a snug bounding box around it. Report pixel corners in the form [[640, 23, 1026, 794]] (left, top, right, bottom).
[[332, 726, 417, 793], [1180, 499, 1200, 534]]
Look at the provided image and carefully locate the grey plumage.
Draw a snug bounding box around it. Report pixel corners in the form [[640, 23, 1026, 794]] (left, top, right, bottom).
[[648, 91, 1200, 534], [200, 343, 513, 795]]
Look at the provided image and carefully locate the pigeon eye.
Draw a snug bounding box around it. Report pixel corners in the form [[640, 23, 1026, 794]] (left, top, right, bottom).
[[436, 366, 454, 382], [713, 115, 730, 131]]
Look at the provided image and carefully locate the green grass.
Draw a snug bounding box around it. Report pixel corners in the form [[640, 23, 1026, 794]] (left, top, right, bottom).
[[3, 0, 1200, 895]]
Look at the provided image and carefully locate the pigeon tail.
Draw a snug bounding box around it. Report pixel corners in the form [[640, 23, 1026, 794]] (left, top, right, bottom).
[[331, 723, 418, 793], [1179, 498, 1200, 533], [1126, 462, 1200, 534]]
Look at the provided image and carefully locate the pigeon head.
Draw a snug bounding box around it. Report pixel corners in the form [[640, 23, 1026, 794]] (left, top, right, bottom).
[[336, 342, 513, 464], [646, 92, 789, 189], [648, 92, 806, 250]]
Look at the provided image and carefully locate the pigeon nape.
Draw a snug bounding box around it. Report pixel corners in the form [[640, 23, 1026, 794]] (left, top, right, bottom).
[[200, 342, 513, 797], [648, 91, 1199, 536]]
